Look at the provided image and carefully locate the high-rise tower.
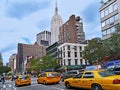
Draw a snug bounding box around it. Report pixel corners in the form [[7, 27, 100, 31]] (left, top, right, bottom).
[[50, 1, 63, 45]]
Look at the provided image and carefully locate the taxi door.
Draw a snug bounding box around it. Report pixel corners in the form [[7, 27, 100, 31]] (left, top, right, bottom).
[[71, 73, 83, 88], [39, 73, 46, 83], [80, 72, 94, 89]]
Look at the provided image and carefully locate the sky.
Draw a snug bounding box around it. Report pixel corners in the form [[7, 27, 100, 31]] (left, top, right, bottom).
[[0, 0, 106, 65]]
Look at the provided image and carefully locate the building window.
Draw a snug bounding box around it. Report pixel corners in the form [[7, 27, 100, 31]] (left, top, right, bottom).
[[109, 5, 113, 13], [115, 14, 119, 21], [111, 26, 115, 33], [100, 2, 118, 18], [74, 52, 77, 57], [64, 59, 66, 65], [80, 59, 83, 64], [61, 60, 63, 66], [68, 51, 71, 57], [113, 3, 118, 11], [74, 46, 77, 50], [104, 8, 109, 16], [80, 46, 82, 51], [107, 28, 111, 35], [100, 10, 104, 18], [101, 21, 105, 27], [68, 59, 71, 65], [63, 52, 65, 58], [67, 45, 70, 50], [75, 59, 78, 65], [80, 52, 82, 57], [85, 60, 87, 65], [63, 46, 65, 50], [109, 16, 114, 23]]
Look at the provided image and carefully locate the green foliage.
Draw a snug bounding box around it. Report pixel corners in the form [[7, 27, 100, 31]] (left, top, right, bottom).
[[83, 38, 105, 64], [42, 55, 57, 69], [103, 25, 120, 60], [0, 53, 3, 62], [83, 25, 120, 64], [26, 55, 58, 72], [0, 61, 3, 66], [0, 66, 11, 75]]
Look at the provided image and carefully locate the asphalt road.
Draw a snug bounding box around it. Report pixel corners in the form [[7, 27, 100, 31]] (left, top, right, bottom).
[[0, 77, 87, 90]]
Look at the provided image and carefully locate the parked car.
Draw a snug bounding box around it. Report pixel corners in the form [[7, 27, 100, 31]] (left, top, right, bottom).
[[61, 70, 80, 82], [15, 74, 31, 87], [37, 72, 60, 84], [106, 64, 120, 75], [64, 69, 120, 90]]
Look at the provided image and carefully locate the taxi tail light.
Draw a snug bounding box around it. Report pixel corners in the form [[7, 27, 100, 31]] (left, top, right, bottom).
[[47, 77, 52, 79], [113, 78, 120, 84], [17, 80, 20, 82]]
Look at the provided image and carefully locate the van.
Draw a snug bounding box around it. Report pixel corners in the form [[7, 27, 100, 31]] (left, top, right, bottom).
[[61, 70, 80, 81], [106, 64, 120, 75]]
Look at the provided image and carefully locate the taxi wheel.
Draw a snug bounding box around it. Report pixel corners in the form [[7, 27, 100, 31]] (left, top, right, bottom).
[[28, 83, 31, 85], [43, 81, 46, 85], [37, 80, 40, 84], [65, 82, 71, 89], [15, 83, 19, 87], [91, 84, 102, 90]]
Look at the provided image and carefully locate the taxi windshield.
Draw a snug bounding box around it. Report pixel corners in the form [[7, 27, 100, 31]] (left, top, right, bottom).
[[19, 75, 28, 79], [98, 70, 116, 77], [48, 73, 58, 77]]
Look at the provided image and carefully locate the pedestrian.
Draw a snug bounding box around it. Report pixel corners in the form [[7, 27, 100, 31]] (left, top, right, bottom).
[[1, 74, 5, 84]]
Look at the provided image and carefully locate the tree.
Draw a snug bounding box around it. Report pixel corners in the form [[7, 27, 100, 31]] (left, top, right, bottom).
[[42, 55, 57, 70], [83, 38, 105, 64], [27, 55, 58, 72], [0, 53, 3, 66], [0, 66, 11, 75], [0, 61, 3, 66], [83, 25, 120, 65], [102, 25, 120, 60]]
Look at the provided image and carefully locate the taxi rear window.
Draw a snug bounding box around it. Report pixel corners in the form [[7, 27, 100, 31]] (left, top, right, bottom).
[[19, 75, 28, 80], [98, 71, 116, 77], [48, 73, 58, 77]]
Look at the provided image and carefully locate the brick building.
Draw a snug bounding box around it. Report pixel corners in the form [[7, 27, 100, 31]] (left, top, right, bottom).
[[59, 15, 85, 45], [17, 42, 47, 73]]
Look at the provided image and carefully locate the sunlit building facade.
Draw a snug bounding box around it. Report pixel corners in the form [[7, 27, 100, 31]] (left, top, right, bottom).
[[100, 0, 120, 39]]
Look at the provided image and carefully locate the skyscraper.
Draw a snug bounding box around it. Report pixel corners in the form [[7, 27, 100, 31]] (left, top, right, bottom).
[[50, 1, 63, 45], [37, 30, 51, 46]]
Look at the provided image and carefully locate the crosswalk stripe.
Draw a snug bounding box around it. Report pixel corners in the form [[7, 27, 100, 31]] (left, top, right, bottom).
[[8, 84, 11, 87], [3, 85, 6, 88]]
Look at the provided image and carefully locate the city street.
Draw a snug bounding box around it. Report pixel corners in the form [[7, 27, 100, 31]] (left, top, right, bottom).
[[0, 77, 87, 90]]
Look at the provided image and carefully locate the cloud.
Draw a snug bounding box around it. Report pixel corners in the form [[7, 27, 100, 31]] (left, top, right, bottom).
[[81, 1, 100, 23], [6, 1, 51, 19], [0, 43, 17, 53], [22, 37, 31, 44], [0, 0, 102, 65]]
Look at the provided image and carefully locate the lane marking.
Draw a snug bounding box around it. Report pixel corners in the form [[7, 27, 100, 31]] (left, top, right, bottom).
[[3, 85, 6, 88], [52, 87, 65, 90], [12, 86, 17, 90]]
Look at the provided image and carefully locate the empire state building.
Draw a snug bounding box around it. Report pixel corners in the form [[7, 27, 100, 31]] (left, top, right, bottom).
[[50, 2, 63, 45]]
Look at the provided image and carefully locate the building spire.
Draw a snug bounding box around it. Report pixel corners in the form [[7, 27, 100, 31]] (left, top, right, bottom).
[[55, 0, 58, 15]]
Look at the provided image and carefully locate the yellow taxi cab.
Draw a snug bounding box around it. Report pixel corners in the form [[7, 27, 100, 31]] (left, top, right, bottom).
[[37, 72, 60, 84], [15, 74, 31, 87], [64, 69, 120, 90]]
